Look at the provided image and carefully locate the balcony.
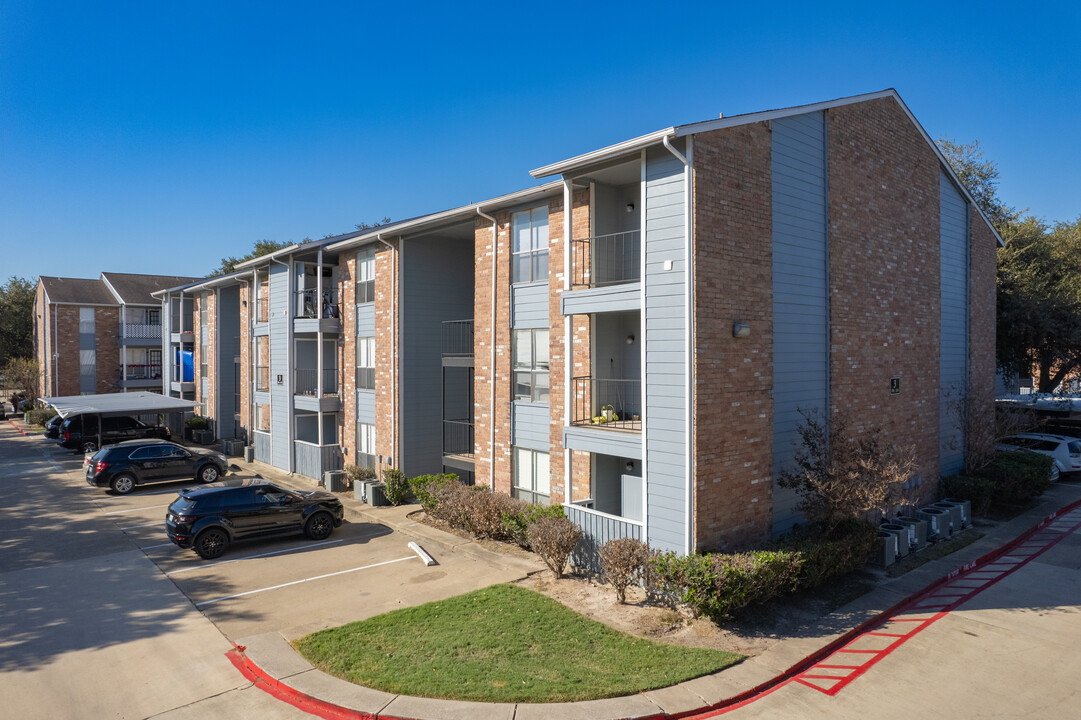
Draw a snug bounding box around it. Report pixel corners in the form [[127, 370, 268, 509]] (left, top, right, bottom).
[[571, 377, 641, 431], [572, 230, 640, 289], [121, 323, 162, 344], [442, 320, 474, 367], [294, 289, 341, 334], [120, 363, 163, 388], [294, 440, 342, 481], [256, 365, 270, 392], [294, 368, 339, 412]]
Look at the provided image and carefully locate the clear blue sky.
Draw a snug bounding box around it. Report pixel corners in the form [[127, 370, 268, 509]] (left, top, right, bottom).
[[2, 1, 1077, 281]]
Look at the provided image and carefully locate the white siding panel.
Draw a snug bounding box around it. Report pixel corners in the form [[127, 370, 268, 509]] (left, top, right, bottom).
[[511, 282, 548, 328], [269, 263, 292, 471]]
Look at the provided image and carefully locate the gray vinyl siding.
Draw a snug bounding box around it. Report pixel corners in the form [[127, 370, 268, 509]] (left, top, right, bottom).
[[355, 303, 375, 337], [940, 170, 969, 475], [217, 286, 240, 428], [355, 389, 376, 425], [511, 402, 550, 451], [643, 143, 687, 554], [771, 112, 829, 535], [269, 262, 292, 471], [511, 281, 549, 328], [560, 282, 642, 316], [563, 425, 642, 460], [566, 505, 643, 573], [401, 236, 475, 477]]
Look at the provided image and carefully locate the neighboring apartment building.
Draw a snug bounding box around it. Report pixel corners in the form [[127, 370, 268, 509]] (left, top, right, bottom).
[[176, 89, 998, 559], [35, 272, 199, 398]]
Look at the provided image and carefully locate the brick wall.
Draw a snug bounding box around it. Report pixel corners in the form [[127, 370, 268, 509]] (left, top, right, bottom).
[[692, 122, 775, 551], [374, 242, 398, 468], [827, 98, 942, 499], [206, 293, 217, 421], [341, 252, 357, 462], [238, 283, 251, 441], [94, 306, 119, 394], [35, 284, 48, 397]]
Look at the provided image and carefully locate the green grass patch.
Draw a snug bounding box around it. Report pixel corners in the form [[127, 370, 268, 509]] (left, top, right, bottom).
[[294, 584, 742, 703]]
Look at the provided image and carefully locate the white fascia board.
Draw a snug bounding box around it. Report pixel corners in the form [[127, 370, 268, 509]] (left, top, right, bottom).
[[530, 129, 676, 179], [234, 244, 301, 270], [98, 274, 125, 304], [326, 181, 564, 254]]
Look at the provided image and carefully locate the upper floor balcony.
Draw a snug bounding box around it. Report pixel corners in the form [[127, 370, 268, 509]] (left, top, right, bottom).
[[441, 320, 474, 367], [294, 367, 340, 412], [563, 230, 642, 316], [120, 323, 162, 344], [294, 288, 341, 334], [119, 363, 162, 387], [570, 377, 642, 432]]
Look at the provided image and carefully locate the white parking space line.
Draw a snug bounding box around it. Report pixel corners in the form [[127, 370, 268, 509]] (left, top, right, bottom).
[[165, 539, 345, 576], [103, 503, 172, 515], [195, 555, 416, 607], [120, 522, 162, 531], [141, 542, 174, 550]]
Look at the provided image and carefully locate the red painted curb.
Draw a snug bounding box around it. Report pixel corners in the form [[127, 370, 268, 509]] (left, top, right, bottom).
[[227, 498, 1081, 720], [6, 419, 27, 436]]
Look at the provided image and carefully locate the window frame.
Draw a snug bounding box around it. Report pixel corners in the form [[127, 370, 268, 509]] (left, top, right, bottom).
[[512, 447, 550, 506], [512, 328, 549, 403], [356, 336, 375, 389], [511, 205, 550, 284], [355, 248, 375, 304]]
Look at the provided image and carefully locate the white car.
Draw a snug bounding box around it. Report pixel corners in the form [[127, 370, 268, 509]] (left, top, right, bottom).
[[997, 433, 1081, 482]]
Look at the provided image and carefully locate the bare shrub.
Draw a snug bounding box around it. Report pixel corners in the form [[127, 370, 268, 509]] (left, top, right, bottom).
[[945, 385, 1036, 476], [778, 410, 917, 533], [429, 480, 477, 530], [599, 538, 649, 604], [526, 517, 583, 579], [469, 492, 528, 540]]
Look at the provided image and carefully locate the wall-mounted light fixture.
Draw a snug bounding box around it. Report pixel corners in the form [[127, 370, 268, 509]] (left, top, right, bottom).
[[625, 203, 635, 213], [625, 334, 635, 345], [625, 461, 635, 472], [733, 322, 751, 338]]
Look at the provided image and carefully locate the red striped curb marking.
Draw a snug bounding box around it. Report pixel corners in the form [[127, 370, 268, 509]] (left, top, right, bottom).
[[227, 499, 1081, 720], [7, 419, 27, 436]]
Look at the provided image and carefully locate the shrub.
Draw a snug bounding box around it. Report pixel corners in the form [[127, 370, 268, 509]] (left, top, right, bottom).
[[527, 517, 583, 579], [941, 474, 996, 516], [185, 415, 208, 430], [599, 538, 650, 604], [346, 464, 377, 482], [650, 549, 802, 621], [26, 406, 57, 427], [502, 504, 566, 549], [381, 468, 411, 506], [984, 450, 1053, 505], [427, 482, 526, 540], [779, 519, 876, 591], [410, 473, 458, 512]]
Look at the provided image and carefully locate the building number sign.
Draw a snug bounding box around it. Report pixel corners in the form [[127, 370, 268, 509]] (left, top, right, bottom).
[[890, 376, 901, 395]]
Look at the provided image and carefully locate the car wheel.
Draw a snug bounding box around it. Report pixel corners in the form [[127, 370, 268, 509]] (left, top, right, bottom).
[[81, 441, 97, 454], [110, 474, 136, 495], [1050, 464, 1061, 483], [304, 512, 334, 541], [199, 465, 219, 483], [194, 528, 229, 559]]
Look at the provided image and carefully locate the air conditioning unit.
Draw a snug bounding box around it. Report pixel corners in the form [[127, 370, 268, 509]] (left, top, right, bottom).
[[880, 523, 910, 558], [932, 501, 964, 535], [222, 439, 245, 457], [893, 516, 928, 551], [874, 531, 897, 567], [324, 470, 348, 492], [942, 498, 972, 528], [917, 507, 949, 541]]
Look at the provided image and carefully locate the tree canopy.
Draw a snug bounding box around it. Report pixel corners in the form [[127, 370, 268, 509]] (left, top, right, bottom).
[[210, 219, 391, 276], [0, 276, 36, 365], [937, 136, 1020, 231]]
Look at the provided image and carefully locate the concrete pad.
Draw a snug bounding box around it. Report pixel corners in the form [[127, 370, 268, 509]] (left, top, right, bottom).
[[237, 632, 314, 680], [641, 682, 712, 715], [380, 694, 516, 720], [513, 694, 662, 720], [285, 668, 396, 715], [748, 633, 845, 674], [150, 685, 313, 719], [677, 661, 781, 705]]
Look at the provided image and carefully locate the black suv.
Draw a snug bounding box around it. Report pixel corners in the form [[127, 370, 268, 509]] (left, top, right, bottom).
[[166, 479, 344, 559], [60, 414, 170, 452], [86, 439, 229, 494]]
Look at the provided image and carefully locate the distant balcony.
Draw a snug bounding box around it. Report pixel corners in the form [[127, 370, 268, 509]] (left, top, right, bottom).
[[443, 419, 474, 458], [123, 363, 162, 381], [442, 320, 474, 367], [571, 230, 641, 289], [296, 288, 339, 319], [295, 368, 338, 397], [570, 377, 642, 431], [122, 323, 162, 342], [256, 365, 270, 392]]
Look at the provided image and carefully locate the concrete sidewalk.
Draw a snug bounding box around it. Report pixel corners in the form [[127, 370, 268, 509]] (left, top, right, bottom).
[[226, 473, 1081, 720]]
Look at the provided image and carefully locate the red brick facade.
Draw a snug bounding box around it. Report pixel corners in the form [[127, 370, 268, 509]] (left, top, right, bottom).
[[374, 242, 398, 468], [340, 252, 357, 463], [692, 122, 775, 551]]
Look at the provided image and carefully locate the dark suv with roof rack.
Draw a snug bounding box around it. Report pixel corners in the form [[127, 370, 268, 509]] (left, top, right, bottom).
[[165, 479, 344, 559], [59, 414, 170, 453]]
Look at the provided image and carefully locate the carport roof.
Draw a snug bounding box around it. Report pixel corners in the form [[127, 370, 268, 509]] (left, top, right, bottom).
[[42, 392, 199, 418]]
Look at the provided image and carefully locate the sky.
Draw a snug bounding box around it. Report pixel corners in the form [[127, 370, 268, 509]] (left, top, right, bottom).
[[2, 1, 1078, 282]]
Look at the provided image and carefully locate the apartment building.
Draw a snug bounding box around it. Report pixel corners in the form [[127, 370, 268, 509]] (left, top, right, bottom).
[[176, 89, 997, 559], [35, 272, 199, 398]]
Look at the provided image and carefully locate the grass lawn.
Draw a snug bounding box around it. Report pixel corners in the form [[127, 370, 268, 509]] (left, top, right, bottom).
[[294, 584, 743, 703]]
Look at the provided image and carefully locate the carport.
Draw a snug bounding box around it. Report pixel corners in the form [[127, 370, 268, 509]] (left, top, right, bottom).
[[41, 392, 200, 450]]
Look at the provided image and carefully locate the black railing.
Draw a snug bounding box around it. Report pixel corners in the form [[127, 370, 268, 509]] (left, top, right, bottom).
[[443, 420, 474, 457], [442, 320, 474, 357], [123, 364, 162, 380], [295, 368, 339, 396], [256, 365, 270, 392], [571, 377, 642, 430], [296, 288, 340, 319], [571, 230, 641, 289], [355, 366, 375, 390], [356, 279, 375, 304]]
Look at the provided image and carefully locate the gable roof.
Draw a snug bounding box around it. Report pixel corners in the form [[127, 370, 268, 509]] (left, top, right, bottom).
[[38, 276, 116, 305], [100, 272, 201, 305], [530, 89, 1003, 246]]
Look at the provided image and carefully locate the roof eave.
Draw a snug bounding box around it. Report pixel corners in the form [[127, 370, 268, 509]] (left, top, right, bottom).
[[530, 129, 677, 179]]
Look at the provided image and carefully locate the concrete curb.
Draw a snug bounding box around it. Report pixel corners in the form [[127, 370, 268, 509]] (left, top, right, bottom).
[[226, 490, 1081, 720]]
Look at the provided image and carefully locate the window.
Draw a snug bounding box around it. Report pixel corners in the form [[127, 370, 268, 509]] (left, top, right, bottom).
[[146, 308, 161, 326], [356, 423, 375, 469], [356, 248, 375, 304], [255, 403, 271, 432], [356, 336, 375, 389], [513, 329, 549, 403], [511, 206, 549, 283], [513, 447, 550, 506]]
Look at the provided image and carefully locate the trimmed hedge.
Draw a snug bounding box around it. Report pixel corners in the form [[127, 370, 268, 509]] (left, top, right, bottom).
[[26, 406, 57, 427], [779, 519, 877, 592], [409, 473, 459, 511], [943, 450, 1053, 512]]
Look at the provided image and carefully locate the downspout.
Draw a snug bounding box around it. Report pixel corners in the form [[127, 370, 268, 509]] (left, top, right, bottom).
[[377, 235, 397, 467], [476, 207, 497, 491], [662, 134, 694, 557], [562, 179, 572, 505]]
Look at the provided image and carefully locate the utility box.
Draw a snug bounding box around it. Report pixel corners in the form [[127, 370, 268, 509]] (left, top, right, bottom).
[[324, 470, 348, 493], [942, 498, 972, 528], [893, 516, 928, 551], [932, 501, 964, 535], [880, 523, 910, 558], [874, 531, 897, 567], [243, 446, 254, 463], [222, 439, 244, 457], [369, 482, 389, 506], [917, 507, 950, 541]]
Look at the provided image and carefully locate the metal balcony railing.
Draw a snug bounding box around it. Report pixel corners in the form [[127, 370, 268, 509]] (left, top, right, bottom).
[[571, 377, 642, 431], [443, 419, 474, 457], [123, 323, 162, 340], [295, 368, 339, 396], [256, 296, 269, 323], [256, 365, 270, 392], [355, 366, 375, 390], [442, 320, 474, 357], [296, 289, 339, 319], [123, 364, 162, 380], [571, 230, 641, 289]]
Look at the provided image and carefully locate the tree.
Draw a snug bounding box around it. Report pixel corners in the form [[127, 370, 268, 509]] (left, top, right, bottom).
[[0, 276, 36, 365], [355, 217, 391, 232], [937, 136, 1020, 232], [211, 240, 291, 277], [3, 357, 39, 404]]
